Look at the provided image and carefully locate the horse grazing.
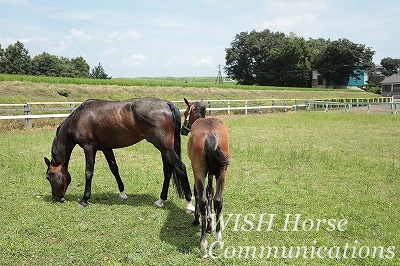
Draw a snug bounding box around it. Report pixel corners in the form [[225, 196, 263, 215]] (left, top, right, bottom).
[[44, 97, 194, 213], [181, 98, 230, 258]]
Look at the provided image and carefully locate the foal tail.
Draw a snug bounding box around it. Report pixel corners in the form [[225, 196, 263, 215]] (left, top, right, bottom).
[[167, 101, 185, 198], [204, 134, 230, 176]]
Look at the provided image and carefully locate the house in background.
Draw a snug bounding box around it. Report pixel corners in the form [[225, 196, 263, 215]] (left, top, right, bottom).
[[380, 73, 400, 99], [311, 70, 368, 89]]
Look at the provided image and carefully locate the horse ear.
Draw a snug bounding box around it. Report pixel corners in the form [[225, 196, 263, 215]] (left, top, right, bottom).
[[184, 98, 190, 107], [44, 157, 51, 167]]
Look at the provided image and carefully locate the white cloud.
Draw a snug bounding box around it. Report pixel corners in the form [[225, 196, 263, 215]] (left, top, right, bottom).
[[53, 28, 93, 54], [257, 13, 319, 36], [106, 30, 142, 43], [121, 53, 149, 66], [194, 56, 214, 68]]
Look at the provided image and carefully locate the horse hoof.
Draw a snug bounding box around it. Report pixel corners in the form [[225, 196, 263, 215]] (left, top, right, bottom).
[[185, 201, 195, 214], [118, 191, 128, 200], [79, 201, 88, 207], [154, 198, 164, 208], [201, 253, 208, 259], [193, 220, 200, 226]]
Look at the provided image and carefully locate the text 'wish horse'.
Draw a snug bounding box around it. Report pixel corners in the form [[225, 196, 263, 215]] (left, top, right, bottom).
[[181, 98, 230, 258], [44, 97, 194, 213]]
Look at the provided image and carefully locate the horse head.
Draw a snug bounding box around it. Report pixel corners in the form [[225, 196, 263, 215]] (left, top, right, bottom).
[[181, 98, 206, 136], [44, 157, 71, 202]]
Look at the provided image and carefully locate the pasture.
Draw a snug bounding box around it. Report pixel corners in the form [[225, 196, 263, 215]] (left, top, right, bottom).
[[0, 112, 399, 265]]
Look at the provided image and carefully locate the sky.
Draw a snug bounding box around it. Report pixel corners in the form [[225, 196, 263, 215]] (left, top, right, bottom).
[[1, 0, 399, 78]]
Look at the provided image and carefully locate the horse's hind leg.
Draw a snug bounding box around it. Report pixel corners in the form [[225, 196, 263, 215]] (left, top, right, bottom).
[[155, 156, 173, 208], [193, 184, 200, 226], [156, 149, 194, 213], [196, 178, 209, 258], [213, 169, 227, 248], [206, 173, 214, 233], [102, 149, 127, 200]]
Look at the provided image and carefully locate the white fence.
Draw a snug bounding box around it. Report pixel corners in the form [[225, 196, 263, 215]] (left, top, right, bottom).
[[0, 97, 395, 128]]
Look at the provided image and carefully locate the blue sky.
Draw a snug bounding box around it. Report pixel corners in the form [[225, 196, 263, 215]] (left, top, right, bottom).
[[1, 0, 399, 77]]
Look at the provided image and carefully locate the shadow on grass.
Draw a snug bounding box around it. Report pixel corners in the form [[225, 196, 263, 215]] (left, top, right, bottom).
[[43, 192, 199, 254], [159, 200, 199, 254]]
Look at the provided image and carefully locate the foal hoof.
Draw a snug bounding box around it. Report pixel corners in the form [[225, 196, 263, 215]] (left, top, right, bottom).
[[79, 201, 88, 207], [154, 198, 164, 208], [118, 191, 128, 200]]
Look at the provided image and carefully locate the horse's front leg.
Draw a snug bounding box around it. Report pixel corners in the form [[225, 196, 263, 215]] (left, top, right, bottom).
[[102, 149, 127, 200], [80, 146, 97, 207]]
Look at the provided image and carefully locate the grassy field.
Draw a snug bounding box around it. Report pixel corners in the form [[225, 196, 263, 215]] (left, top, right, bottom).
[[0, 112, 399, 265], [0, 74, 381, 104]]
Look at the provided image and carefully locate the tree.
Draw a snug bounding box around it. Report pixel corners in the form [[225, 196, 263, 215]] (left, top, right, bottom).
[[0, 44, 4, 73], [31, 52, 63, 76], [225, 29, 286, 85], [0, 41, 31, 74], [307, 38, 330, 67], [267, 33, 311, 87], [225, 30, 312, 87], [313, 38, 375, 88], [90, 63, 111, 79], [380, 57, 400, 76], [70, 56, 90, 78]]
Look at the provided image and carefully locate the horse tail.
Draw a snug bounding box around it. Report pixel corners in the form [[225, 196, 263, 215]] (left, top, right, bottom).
[[204, 134, 230, 177], [167, 101, 185, 198]]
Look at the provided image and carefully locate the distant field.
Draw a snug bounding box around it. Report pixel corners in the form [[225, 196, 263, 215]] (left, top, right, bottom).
[[0, 113, 399, 265], [0, 74, 380, 104]]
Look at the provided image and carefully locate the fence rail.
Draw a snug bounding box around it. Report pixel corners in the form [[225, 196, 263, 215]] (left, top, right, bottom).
[[0, 97, 395, 128]]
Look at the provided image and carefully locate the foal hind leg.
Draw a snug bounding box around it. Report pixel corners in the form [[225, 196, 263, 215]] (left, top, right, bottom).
[[102, 149, 127, 200], [206, 173, 214, 233], [196, 178, 209, 258], [213, 169, 227, 248], [193, 184, 200, 226]]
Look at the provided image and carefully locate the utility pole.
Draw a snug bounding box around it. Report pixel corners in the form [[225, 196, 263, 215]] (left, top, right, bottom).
[[215, 64, 224, 84]]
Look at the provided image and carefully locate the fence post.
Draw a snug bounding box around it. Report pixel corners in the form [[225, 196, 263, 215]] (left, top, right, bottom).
[[208, 101, 212, 116], [227, 100, 230, 115], [245, 100, 248, 115], [272, 100, 275, 113], [24, 103, 32, 128]]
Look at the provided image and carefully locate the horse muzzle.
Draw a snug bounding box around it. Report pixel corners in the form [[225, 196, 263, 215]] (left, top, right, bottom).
[[52, 196, 66, 203], [180, 126, 190, 136]]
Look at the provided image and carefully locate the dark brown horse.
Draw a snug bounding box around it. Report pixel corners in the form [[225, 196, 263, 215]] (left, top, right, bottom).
[[181, 98, 230, 258], [44, 97, 195, 212]]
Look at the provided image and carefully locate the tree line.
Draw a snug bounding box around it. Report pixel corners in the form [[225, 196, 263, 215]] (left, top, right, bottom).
[[224, 29, 399, 88], [0, 41, 111, 79]]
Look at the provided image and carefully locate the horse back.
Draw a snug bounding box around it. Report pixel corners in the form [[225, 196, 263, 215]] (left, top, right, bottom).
[[64, 98, 176, 149], [187, 117, 230, 173]]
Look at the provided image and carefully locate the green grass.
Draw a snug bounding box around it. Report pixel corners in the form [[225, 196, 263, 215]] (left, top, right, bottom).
[[0, 112, 399, 265], [0, 73, 380, 92]]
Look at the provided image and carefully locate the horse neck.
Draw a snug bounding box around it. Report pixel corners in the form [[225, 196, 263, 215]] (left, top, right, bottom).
[[51, 124, 75, 168], [193, 112, 205, 122]]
